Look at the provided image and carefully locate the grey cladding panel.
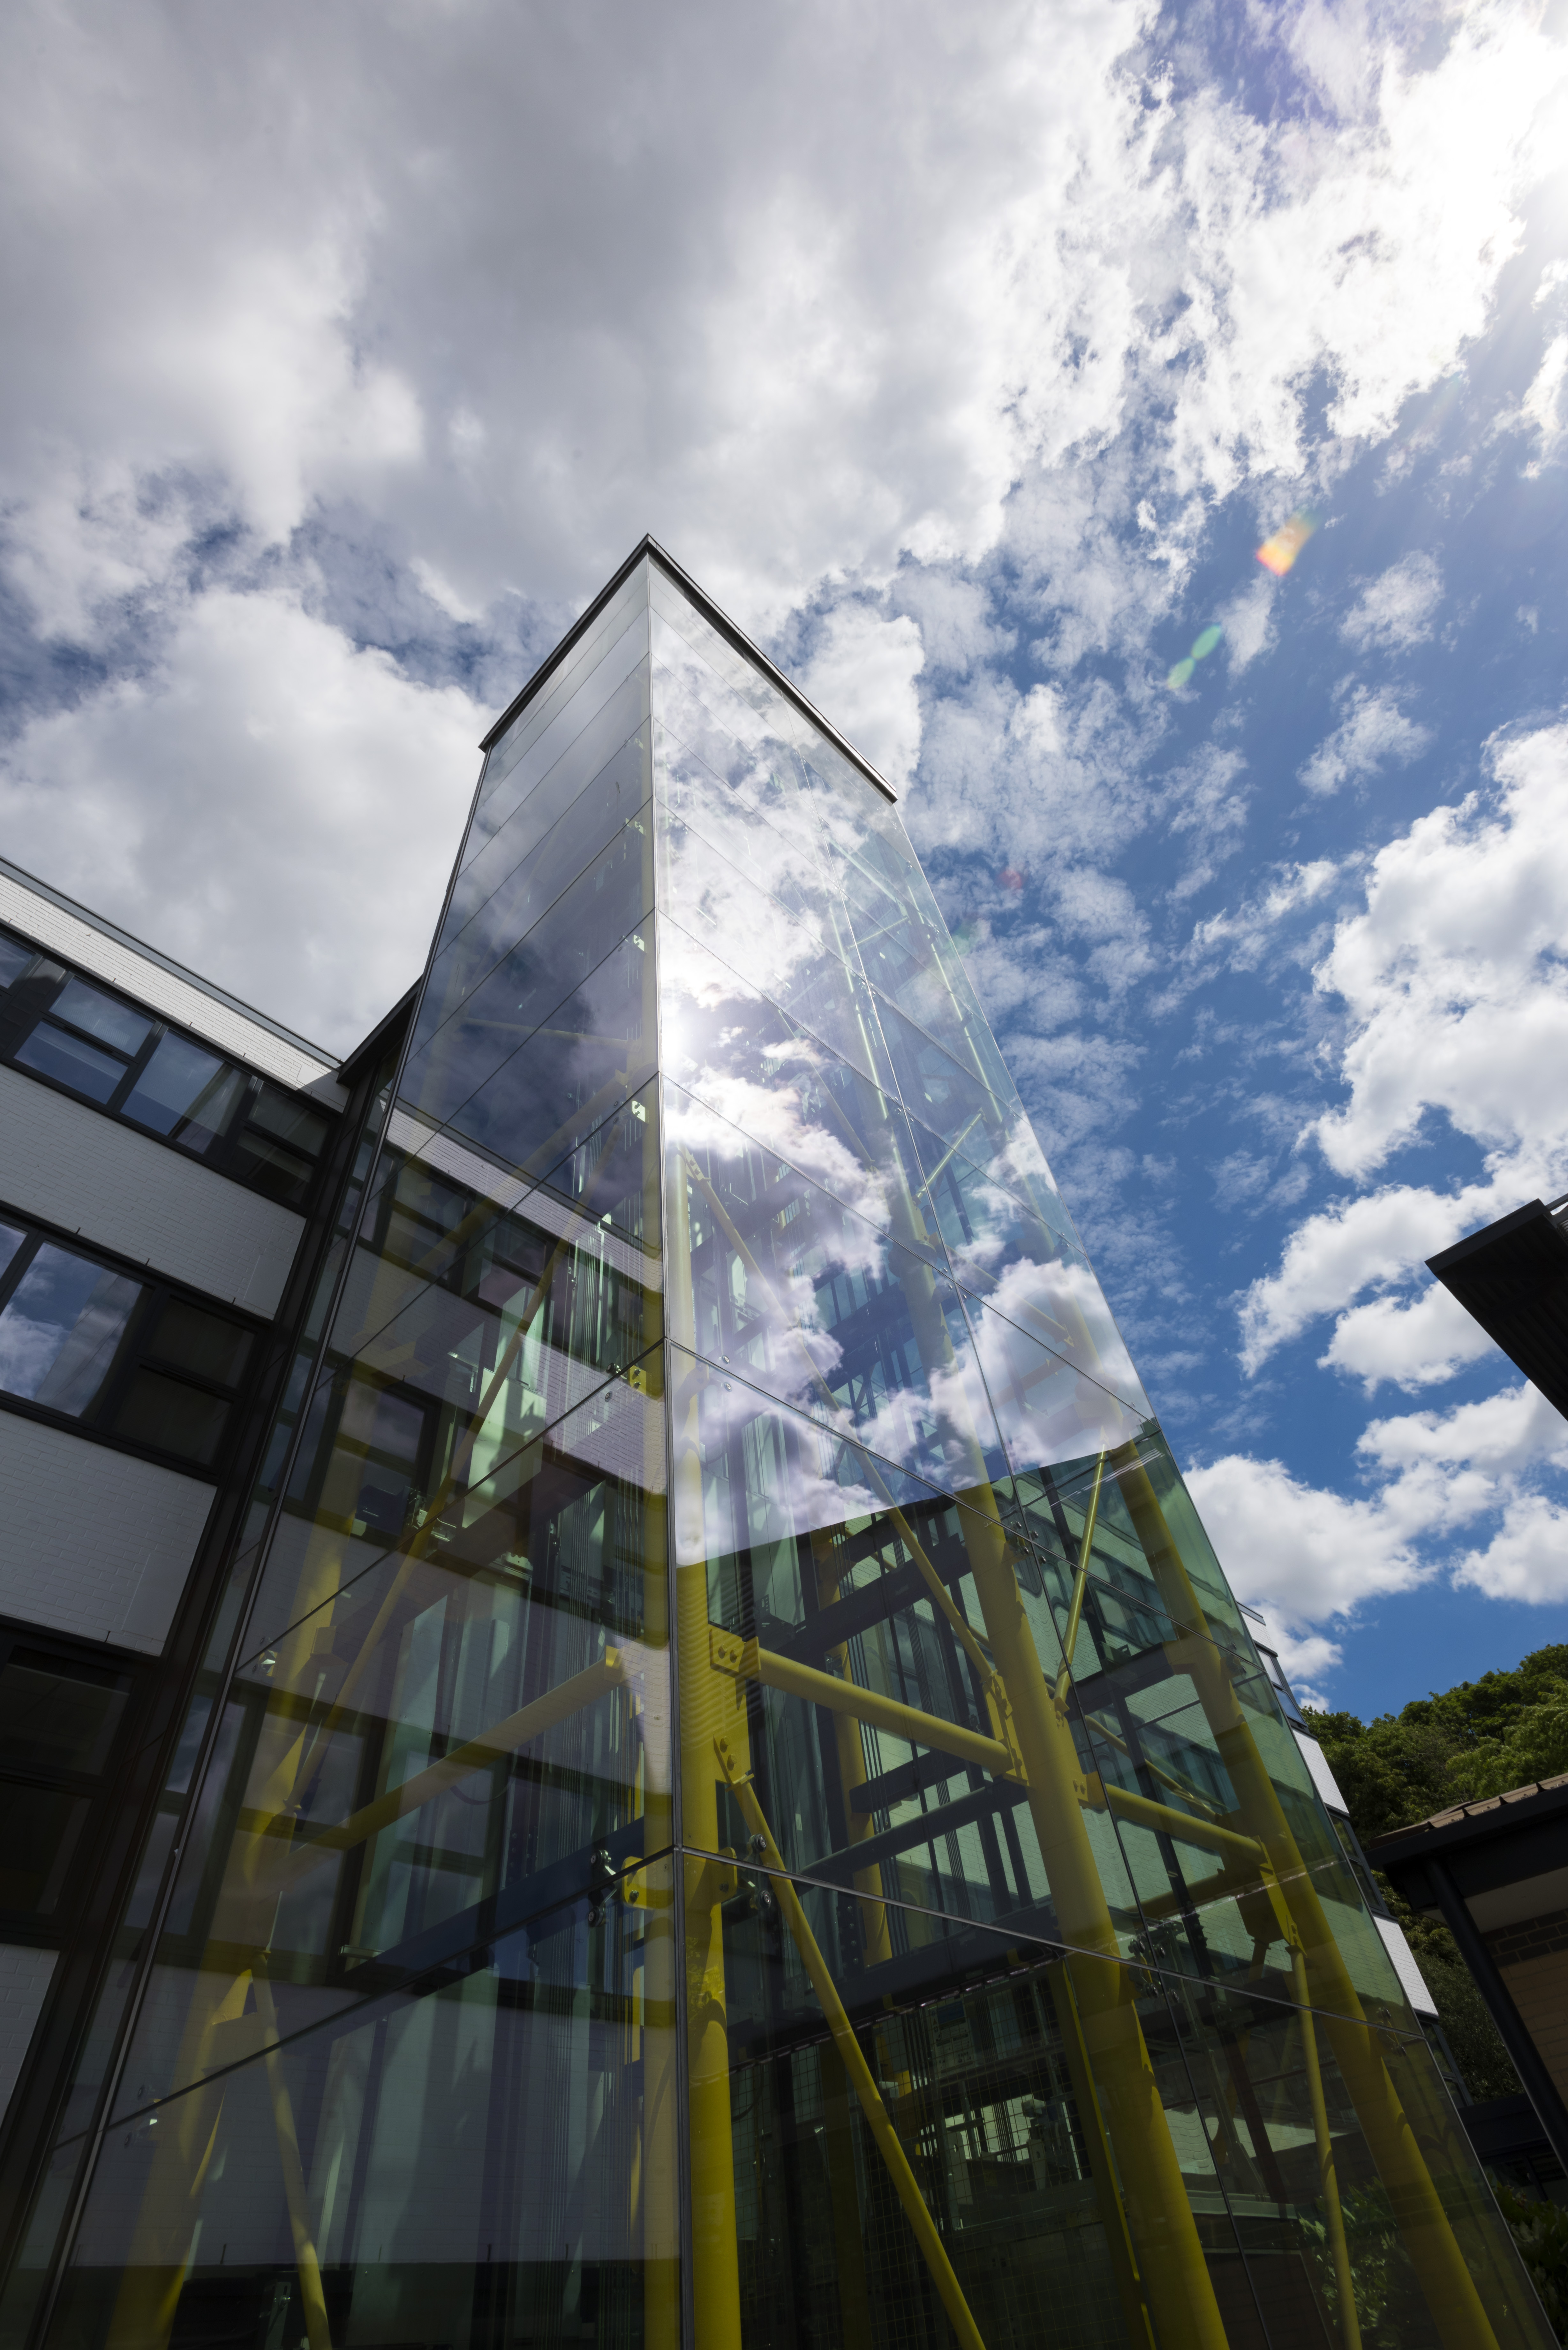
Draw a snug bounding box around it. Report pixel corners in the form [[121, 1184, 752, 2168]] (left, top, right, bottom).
[[0, 1064, 305, 1315], [0, 1414, 213, 1652]]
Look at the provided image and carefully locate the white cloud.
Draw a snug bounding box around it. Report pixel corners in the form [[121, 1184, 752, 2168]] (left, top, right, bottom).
[[1183, 857, 1339, 977], [1517, 331, 1568, 462], [1217, 578, 1277, 672], [0, 586, 482, 1048], [1238, 1180, 1496, 1374], [1455, 1494, 1568, 1602], [1320, 1279, 1499, 1392], [798, 606, 924, 790], [1339, 550, 1443, 651], [1299, 685, 1430, 798], [1313, 722, 1568, 1180], [1184, 1451, 1428, 1654]]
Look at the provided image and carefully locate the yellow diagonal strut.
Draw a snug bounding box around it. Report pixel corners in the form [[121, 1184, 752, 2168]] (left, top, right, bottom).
[[714, 1736, 988, 2350]]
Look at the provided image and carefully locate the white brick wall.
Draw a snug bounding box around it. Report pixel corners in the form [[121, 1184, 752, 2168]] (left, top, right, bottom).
[[0, 871, 334, 1092], [0, 1416, 214, 1651], [0, 1944, 57, 2123], [0, 1065, 305, 1316]]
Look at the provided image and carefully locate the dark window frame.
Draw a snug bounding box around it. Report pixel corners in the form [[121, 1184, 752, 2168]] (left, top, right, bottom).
[[0, 1206, 266, 1481], [0, 1621, 142, 1949], [0, 924, 335, 1211]]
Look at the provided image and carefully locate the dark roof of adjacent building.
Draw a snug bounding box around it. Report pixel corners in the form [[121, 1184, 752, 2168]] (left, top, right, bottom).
[[1427, 1199, 1568, 1421], [1368, 1775, 1568, 1930], [1368, 1774, 1568, 1869]]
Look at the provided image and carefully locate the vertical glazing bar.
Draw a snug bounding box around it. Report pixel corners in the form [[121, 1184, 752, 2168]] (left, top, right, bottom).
[[665, 1065, 744, 2350]]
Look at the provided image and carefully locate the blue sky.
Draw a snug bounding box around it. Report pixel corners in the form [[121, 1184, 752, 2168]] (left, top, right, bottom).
[[1, 0, 1566, 1715]]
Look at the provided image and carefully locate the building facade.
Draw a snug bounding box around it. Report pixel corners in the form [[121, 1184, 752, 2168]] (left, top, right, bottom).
[[0, 541, 1550, 2350]]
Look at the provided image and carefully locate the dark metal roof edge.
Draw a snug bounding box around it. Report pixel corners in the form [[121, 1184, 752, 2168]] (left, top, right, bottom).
[[1366, 1774, 1568, 1864], [477, 534, 900, 806], [1427, 1199, 1553, 1278]]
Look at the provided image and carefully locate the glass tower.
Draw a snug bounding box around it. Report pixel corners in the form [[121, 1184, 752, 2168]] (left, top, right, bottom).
[[13, 543, 1548, 2350]]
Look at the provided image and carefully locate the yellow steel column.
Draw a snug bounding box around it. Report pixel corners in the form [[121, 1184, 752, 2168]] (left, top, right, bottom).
[[811, 1526, 892, 1965], [950, 1478, 1228, 2350], [876, 1174, 1228, 2350], [1113, 1449, 1503, 2350]]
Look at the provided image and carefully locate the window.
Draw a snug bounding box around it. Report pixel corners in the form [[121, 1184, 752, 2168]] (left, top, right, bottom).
[[0, 927, 333, 1208], [0, 1217, 256, 1471], [0, 1630, 136, 1939]]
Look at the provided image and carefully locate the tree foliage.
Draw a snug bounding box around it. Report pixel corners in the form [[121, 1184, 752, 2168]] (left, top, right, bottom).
[[1307, 1642, 1568, 1841]]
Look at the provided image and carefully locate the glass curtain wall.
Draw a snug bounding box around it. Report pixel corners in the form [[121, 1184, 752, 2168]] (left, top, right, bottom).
[[20, 550, 1550, 2350]]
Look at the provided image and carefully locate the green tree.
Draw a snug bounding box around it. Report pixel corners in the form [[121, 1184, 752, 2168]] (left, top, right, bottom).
[[1304, 1643, 1568, 2109]]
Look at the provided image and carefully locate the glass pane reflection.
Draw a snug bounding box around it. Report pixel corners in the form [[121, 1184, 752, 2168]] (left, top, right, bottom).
[[61, 1865, 678, 2350]]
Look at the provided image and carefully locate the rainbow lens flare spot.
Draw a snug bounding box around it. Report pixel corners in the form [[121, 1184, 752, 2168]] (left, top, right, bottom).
[[1256, 511, 1320, 575]]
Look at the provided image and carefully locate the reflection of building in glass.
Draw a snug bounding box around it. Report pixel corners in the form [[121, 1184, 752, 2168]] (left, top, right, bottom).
[[0, 541, 1550, 2350]]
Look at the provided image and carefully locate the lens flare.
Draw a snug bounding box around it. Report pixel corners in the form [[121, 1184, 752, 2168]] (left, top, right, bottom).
[[1166, 623, 1223, 689], [1256, 510, 1319, 575]]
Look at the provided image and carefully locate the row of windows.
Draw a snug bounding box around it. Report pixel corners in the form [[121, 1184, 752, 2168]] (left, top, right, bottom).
[[0, 1215, 257, 1471], [0, 926, 333, 1209]]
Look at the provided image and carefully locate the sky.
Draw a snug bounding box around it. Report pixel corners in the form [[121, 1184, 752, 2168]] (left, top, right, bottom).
[[3, 0, 1568, 1718]]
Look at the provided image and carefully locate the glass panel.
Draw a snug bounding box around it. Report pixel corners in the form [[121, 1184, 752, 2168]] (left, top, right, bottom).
[[0, 1782, 89, 1917], [654, 723, 835, 932], [14, 1020, 128, 1104], [247, 1085, 328, 1156], [657, 913, 896, 1119], [424, 730, 650, 1054], [0, 1245, 141, 1416], [120, 1033, 241, 1148], [663, 1065, 935, 1263], [0, 1654, 127, 1776], [231, 1128, 316, 1205], [440, 929, 656, 1181], [146, 1297, 253, 1388], [0, 1222, 25, 1282], [656, 799, 886, 1087], [104, 1359, 669, 2122], [110, 1369, 230, 1465], [471, 581, 650, 848], [679, 1858, 1208, 2350], [48, 975, 151, 1059], [0, 930, 32, 988], [913, 1104, 1081, 1265], [954, 1285, 1148, 1466], [401, 828, 651, 1137], [448, 665, 652, 951], [56, 1863, 679, 2350], [667, 1104, 1011, 1494], [873, 990, 1013, 1152]]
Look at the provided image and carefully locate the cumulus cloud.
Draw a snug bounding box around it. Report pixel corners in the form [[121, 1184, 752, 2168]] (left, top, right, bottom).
[[797, 606, 924, 789], [1339, 550, 1443, 651], [1320, 1280, 1500, 1392], [1184, 1451, 1428, 1685], [1299, 685, 1430, 798], [1238, 1181, 1496, 1374], [1454, 1495, 1568, 1601], [1314, 723, 1568, 1181], [0, 586, 482, 1047]]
